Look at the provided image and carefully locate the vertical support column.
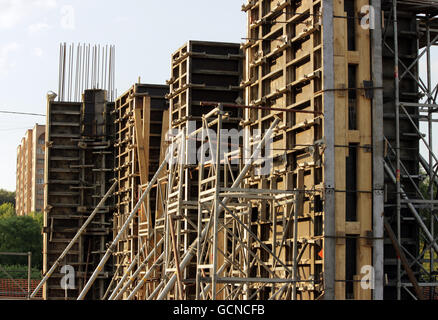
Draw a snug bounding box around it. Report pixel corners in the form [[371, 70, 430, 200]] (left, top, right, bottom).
[[392, 0, 402, 300], [212, 105, 223, 299], [426, 15, 435, 283], [371, 0, 384, 300], [322, 0, 336, 300], [356, 0, 373, 300], [27, 252, 32, 300], [333, 0, 348, 300]]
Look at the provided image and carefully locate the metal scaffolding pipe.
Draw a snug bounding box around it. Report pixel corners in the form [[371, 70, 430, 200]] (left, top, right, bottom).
[[107, 241, 148, 300], [112, 238, 163, 300], [126, 252, 164, 300], [392, 0, 402, 300]]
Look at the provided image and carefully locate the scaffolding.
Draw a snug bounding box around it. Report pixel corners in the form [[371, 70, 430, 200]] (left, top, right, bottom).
[[382, 0, 438, 300], [111, 84, 168, 299], [39, 0, 438, 301]]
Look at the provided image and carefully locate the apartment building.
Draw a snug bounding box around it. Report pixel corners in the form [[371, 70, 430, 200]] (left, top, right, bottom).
[[16, 124, 45, 216]]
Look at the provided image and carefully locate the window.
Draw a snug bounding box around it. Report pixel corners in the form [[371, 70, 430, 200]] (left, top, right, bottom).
[[37, 189, 44, 195], [38, 138, 44, 145], [37, 159, 44, 165], [37, 148, 44, 155], [36, 179, 44, 185], [38, 169, 44, 175]]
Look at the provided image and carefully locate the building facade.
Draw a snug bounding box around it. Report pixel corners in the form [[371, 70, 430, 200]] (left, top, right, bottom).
[[16, 124, 45, 216]]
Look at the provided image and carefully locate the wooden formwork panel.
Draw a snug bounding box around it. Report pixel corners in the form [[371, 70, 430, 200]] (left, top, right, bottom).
[[43, 90, 114, 300], [112, 83, 168, 299], [243, 0, 374, 300], [167, 41, 243, 217], [165, 41, 244, 299], [43, 101, 82, 300], [168, 41, 243, 130], [244, 0, 324, 300]]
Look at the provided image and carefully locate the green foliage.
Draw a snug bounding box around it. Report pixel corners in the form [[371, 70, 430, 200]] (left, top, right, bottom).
[[0, 189, 15, 206], [418, 169, 438, 276], [0, 215, 43, 268], [0, 264, 41, 280], [419, 171, 438, 228], [29, 211, 43, 228], [0, 202, 15, 219]]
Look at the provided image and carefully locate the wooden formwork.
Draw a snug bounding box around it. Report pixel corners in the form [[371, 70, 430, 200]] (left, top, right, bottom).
[[242, 0, 374, 300], [112, 84, 168, 299], [43, 89, 114, 300], [168, 41, 243, 131]]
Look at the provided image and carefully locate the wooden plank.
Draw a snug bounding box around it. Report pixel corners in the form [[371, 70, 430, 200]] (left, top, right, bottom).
[[356, 0, 373, 301], [142, 96, 151, 182], [156, 109, 169, 222]]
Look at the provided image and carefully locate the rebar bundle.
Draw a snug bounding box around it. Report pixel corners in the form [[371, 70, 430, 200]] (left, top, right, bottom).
[[58, 43, 116, 102]]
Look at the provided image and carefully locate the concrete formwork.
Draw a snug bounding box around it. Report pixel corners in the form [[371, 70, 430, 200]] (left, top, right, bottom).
[[111, 84, 168, 299], [43, 89, 114, 300]]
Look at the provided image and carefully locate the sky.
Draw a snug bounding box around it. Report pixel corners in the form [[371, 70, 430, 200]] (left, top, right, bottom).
[[0, 0, 246, 191], [0, 1, 437, 192]]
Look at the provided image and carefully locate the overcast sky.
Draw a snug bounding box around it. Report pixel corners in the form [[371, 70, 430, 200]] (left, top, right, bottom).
[[0, 1, 437, 192], [0, 0, 246, 191]]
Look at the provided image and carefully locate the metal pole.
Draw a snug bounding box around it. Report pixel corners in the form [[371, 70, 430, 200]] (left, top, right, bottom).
[[58, 43, 62, 101], [27, 252, 31, 300], [107, 242, 147, 300], [426, 15, 435, 281], [126, 253, 164, 300], [195, 118, 207, 300], [212, 105, 223, 299], [111, 238, 163, 300], [292, 192, 298, 300], [102, 255, 126, 300], [371, 0, 385, 300], [169, 215, 184, 299], [77, 156, 169, 300], [30, 181, 117, 298], [393, 0, 402, 300]]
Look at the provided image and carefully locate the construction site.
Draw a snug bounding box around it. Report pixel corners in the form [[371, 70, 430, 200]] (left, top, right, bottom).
[[21, 0, 438, 300]]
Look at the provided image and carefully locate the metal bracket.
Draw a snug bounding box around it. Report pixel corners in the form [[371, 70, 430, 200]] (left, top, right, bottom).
[[363, 80, 374, 99]]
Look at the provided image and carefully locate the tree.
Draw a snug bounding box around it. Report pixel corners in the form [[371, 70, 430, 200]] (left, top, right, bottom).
[[0, 215, 43, 268], [0, 203, 15, 219], [0, 189, 15, 206], [30, 211, 43, 228]]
